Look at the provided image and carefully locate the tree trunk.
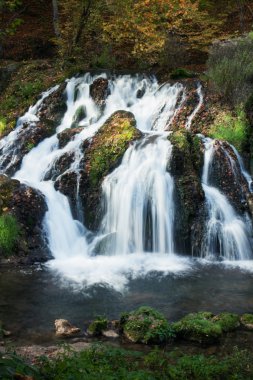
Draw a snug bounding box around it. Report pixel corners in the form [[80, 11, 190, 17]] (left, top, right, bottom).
[[74, 0, 92, 46], [52, 0, 61, 38]]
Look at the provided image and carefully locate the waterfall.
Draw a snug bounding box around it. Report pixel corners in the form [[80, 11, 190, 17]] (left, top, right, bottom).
[[185, 84, 203, 130], [201, 138, 252, 260], [1, 73, 253, 288], [97, 135, 174, 255]]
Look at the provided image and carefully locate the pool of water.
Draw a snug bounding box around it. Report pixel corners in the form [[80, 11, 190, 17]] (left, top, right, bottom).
[[1, 259, 253, 345]]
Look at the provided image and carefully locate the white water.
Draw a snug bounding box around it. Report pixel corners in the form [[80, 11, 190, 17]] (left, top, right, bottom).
[[97, 135, 174, 255], [1, 74, 252, 290], [185, 84, 203, 130], [201, 138, 252, 260], [0, 74, 193, 289]]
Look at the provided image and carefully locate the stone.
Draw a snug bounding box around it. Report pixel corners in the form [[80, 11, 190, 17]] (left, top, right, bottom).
[[102, 330, 119, 339], [55, 319, 81, 337], [90, 77, 110, 108]]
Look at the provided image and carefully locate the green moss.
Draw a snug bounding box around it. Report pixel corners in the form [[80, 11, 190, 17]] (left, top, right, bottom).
[[241, 314, 253, 326], [208, 109, 248, 152], [214, 312, 240, 332], [170, 68, 195, 80], [169, 130, 189, 151], [26, 142, 35, 151], [88, 316, 108, 336], [0, 116, 7, 136], [87, 112, 141, 188], [120, 306, 175, 344], [173, 312, 240, 344], [0, 214, 20, 256]]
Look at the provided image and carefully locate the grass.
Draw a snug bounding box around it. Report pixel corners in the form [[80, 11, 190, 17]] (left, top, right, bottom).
[[0, 214, 20, 255], [2, 345, 253, 380], [208, 109, 248, 152]]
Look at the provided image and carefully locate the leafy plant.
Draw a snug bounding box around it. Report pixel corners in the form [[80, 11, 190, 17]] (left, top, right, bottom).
[[88, 316, 108, 336]]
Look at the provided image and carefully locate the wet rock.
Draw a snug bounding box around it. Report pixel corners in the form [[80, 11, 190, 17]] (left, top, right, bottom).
[[207, 140, 249, 213], [168, 131, 205, 254], [0, 83, 67, 176], [169, 82, 203, 131], [57, 127, 83, 149], [102, 330, 119, 339], [44, 152, 75, 181], [79, 110, 142, 230], [120, 306, 174, 344], [90, 77, 110, 108], [241, 314, 253, 330], [55, 319, 81, 337], [0, 175, 49, 263], [54, 170, 79, 219]]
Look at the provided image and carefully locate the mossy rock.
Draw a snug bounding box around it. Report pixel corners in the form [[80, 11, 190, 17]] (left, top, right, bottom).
[[87, 317, 108, 336], [241, 314, 253, 330], [168, 131, 204, 253], [173, 312, 240, 345], [85, 110, 141, 188], [79, 111, 142, 230], [120, 306, 175, 344]]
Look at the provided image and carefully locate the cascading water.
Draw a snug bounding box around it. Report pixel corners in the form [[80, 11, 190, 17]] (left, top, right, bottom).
[[1, 73, 253, 289], [97, 135, 174, 255], [201, 138, 252, 260]]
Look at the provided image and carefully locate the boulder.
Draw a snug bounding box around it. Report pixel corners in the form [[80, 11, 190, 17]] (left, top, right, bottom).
[[0, 175, 49, 263], [173, 312, 240, 345], [79, 110, 142, 230], [90, 77, 110, 108], [120, 306, 175, 344], [240, 314, 253, 330], [207, 140, 249, 213], [168, 131, 205, 254], [55, 319, 81, 337], [57, 127, 83, 149]]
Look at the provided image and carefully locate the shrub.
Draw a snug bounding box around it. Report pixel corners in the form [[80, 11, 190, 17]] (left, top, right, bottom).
[[207, 36, 253, 106], [87, 316, 108, 336], [208, 109, 248, 152], [0, 353, 40, 380], [0, 214, 20, 255]]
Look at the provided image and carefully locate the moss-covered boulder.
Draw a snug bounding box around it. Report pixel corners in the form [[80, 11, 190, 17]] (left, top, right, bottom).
[[173, 312, 240, 345], [0, 175, 49, 263], [120, 306, 175, 344], [241, 314, 253, 330], [87, 317, 108, 337], [79, 110, 142, 230], [168, 131, 205, 253]]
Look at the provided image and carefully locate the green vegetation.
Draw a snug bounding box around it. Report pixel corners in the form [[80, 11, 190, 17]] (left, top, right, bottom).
[[87, 316, 108, 336], [2, 345, 253, 380], [207, 35, 253, 106], [120, 306, 175, 344], [0, 214, 20, 255], [87, 112, 141, 188], [173, 312, 240, 344], [0, 116, 7, 136], [170, 68, 195, 80], [208, 109, 248, 152], [241, 313, 253, 328]]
